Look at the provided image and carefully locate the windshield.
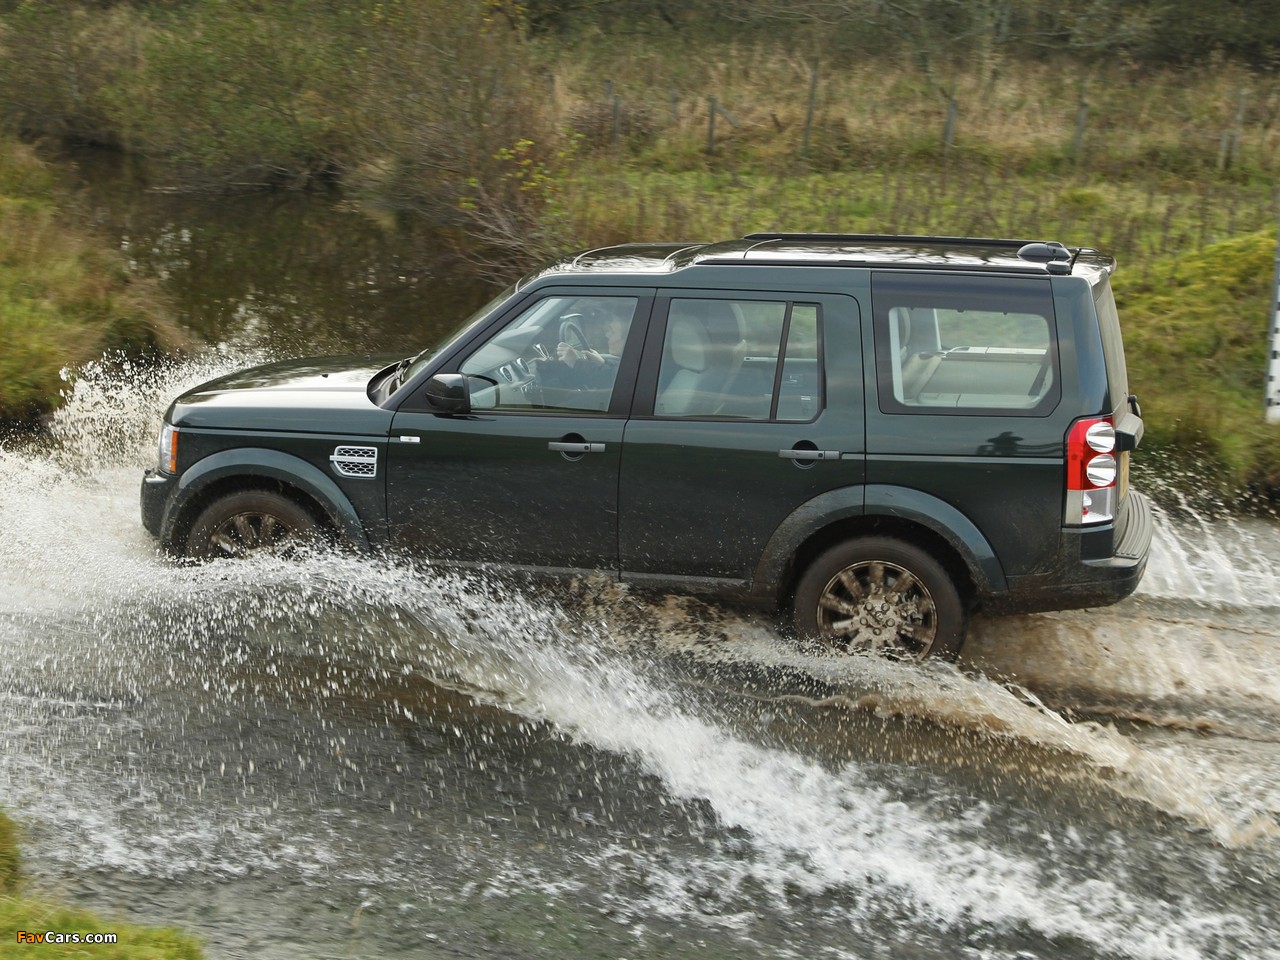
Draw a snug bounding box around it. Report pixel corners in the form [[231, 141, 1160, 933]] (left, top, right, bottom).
[[401, 282, 518, 384]]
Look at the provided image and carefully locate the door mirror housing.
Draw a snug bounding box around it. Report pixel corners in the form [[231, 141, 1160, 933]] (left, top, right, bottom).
[[424, 374, 471, 415]]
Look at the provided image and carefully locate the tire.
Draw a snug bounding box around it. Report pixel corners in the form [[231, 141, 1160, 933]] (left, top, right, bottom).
[[184, 490, 321, 560], [793, 536, 966, 661]]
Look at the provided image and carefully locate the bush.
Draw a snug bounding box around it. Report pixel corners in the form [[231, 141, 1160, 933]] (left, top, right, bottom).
[[0, 140, 184, 423], [1115, 230, 1280, 494]]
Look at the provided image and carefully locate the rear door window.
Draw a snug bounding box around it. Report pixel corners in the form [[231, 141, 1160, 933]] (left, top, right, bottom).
[[1093, 281, 1131, 408], [652, 297, 823, 421]]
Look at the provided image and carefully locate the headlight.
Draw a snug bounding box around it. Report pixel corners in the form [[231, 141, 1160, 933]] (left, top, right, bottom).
[[157, 422, 179, 474]]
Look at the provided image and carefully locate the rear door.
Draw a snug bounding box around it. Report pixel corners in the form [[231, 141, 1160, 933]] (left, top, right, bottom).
[[1092, 279, 1144, 500], [618, 290, 864, 585]]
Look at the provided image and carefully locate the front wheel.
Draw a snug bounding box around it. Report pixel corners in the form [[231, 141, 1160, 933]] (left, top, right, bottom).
[[792, 537, 966, 660], [184, 490, 321, 560]]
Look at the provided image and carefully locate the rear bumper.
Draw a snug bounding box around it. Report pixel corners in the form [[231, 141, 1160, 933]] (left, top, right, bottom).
[[985, 490, 1153, 614]]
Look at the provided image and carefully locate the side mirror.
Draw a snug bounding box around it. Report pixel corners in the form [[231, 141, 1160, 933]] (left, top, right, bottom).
[[424, 373, 471, 415]]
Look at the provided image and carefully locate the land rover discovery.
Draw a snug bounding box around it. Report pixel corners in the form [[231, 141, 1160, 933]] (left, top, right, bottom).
[[141, 233, 1152, 659]]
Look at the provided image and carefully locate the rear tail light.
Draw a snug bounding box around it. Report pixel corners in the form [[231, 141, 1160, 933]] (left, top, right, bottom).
[[1065, 417, 1116, 525]]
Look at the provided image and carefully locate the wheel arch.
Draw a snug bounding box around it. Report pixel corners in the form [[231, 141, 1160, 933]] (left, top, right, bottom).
[[756, 484, 1007, 608], [163, 448, 371, 554]]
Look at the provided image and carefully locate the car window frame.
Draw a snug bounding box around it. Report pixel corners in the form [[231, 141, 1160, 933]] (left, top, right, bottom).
[[871, 272, 1062, 418], [633, 291, 827, 424], [396, 285, 656, 416]]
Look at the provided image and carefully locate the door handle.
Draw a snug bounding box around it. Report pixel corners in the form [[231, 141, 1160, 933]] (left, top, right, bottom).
[[778, 448, 841, 460], [548, 441, 606, 454]]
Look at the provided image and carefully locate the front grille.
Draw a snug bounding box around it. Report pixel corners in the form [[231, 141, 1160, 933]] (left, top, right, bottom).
[[330, 445, 378, 479]]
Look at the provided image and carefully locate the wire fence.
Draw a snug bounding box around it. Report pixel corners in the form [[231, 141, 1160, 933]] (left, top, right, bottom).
[[562, 67, 1268, 176]]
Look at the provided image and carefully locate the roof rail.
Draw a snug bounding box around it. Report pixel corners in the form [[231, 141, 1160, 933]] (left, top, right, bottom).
[[741, 233, 1076, 274], [742, 232, 1037, 248]]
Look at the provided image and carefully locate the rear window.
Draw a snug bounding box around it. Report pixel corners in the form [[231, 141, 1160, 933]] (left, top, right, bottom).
[[873, 273, 1060, 416]]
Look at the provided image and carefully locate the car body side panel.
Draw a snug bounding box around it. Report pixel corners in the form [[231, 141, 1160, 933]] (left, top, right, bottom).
[[154, 445, 375, 550], [619, 291, 865, 583], [385, 412, 626, 570], [861, 273, 1080, 578], [749, 484, 864, 599], [861, 483, 1007, 593]]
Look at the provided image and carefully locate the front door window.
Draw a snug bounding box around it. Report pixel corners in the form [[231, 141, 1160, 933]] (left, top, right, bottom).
[[459, 295, 639, 414]]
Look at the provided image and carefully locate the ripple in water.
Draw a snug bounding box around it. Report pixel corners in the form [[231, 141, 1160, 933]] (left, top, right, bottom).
[[1, 354, 1277, 960]]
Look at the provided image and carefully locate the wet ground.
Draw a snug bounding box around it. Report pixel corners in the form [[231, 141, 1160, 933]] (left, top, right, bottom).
[[1, 357, 1278, 960]]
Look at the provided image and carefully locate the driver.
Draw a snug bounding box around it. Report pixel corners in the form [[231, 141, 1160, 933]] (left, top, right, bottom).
[[545, 302, 632, 392], [557, 312, 627, 376]]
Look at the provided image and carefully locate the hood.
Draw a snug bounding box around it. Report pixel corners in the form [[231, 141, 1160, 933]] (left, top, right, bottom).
[[169, 355, 398, 433]]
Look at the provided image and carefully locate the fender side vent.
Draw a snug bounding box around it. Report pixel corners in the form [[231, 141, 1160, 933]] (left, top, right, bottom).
[[330, 445, 378, 479]]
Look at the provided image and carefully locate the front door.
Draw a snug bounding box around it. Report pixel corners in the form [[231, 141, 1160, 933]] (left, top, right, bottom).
[[619, 292, 864, 585], [387, 290, 652, 572]]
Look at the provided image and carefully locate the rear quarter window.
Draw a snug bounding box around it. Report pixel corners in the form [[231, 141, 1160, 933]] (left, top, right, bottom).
[[1092, 280, 1131, 409], [872, 273, 1061, 416]]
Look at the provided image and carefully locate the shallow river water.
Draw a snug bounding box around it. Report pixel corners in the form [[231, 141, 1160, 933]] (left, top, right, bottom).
[[2, 157, 1280, 959], [0, 352, 1278, 960]]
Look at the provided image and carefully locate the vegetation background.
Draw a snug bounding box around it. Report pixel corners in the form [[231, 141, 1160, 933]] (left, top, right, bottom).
[[0, 809, 205, 958], [0, 1, 1276, 947], [0, 0, 1278, 494]]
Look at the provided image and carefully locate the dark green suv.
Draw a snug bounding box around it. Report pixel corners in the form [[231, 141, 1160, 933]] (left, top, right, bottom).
[[141, 234, 1152, 659]]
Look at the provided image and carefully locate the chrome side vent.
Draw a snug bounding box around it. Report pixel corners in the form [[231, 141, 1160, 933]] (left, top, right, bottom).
[[330, 445, 378, 479]]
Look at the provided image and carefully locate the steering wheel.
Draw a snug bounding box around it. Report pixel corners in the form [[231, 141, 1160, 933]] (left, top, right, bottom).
[[559, 318, 591, 352]]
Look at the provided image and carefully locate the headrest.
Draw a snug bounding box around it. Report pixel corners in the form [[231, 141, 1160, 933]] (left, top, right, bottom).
[[667, 316, 710, 372], [890, 306, 910, 348]]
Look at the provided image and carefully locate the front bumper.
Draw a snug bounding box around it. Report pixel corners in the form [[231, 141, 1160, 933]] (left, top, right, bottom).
[[140, 468, 175, 543], [986, 490, 1153, 614]]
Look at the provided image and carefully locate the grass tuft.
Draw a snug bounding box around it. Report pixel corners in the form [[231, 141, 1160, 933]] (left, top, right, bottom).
[[0, 810, 203, 959], [1116, 230, 1280, 494], [0, 141, 186, 424]]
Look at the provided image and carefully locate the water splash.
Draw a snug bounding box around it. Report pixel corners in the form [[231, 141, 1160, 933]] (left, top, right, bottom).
[[2, 354, 1278, 960]]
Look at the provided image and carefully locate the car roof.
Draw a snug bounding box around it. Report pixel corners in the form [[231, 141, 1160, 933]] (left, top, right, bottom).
[[526, 233, 1115, 285]]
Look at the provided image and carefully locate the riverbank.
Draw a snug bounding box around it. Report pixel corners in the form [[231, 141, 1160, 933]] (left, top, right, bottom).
[[0, 810, 203, 959], [0, 141, 184, 425], [3, 0, 1278, 494], [4, 131, 1278, 497]]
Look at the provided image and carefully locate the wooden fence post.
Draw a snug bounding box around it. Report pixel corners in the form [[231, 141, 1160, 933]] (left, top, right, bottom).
[[1073, 80, 1089, 165], [942, 76, 958, 154], [707, 95, 717, 154], [801, 61, 819, 160], [1219, 88, 1248, 171]]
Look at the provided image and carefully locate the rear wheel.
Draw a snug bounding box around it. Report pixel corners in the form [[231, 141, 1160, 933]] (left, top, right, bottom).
[[793, 537, 966, 660], [184, 490, 320, 560]]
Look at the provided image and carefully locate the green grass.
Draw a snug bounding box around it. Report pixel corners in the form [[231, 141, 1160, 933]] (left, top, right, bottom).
[[1115, 230, 1280, 494], [561, 165, 1273, 261], [0, 141, 183, 423], [0, 812, 17, 895], [0, 810, 203, 959]]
